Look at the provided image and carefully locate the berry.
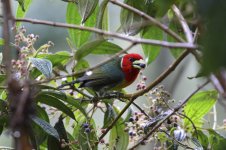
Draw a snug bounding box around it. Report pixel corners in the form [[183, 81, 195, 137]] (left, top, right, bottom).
[[83, 123, 89, 128], [85, 128, 90, 133], [129, 117, 134, 122], [129, 131, 133, 136]]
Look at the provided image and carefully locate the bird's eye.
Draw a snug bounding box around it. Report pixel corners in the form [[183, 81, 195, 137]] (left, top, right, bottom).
[[129, 58, 135, 62]]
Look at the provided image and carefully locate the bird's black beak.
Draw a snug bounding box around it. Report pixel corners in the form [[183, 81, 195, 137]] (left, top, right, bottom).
[[132, 59, 146, 69]]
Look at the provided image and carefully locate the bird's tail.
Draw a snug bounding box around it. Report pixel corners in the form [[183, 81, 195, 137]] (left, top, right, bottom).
[[57, 80, 79, 89]]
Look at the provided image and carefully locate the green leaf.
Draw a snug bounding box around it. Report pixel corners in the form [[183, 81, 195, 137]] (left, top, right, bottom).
[[0, 38, 4, 45], [77, 0, 99, 24], [152, 0, 175, 17], [184, 90, 218, 129], [92, 0, 109, 39], [141, 26, 163, 64], [66, 2, 98, 48], [120, 0, 146, 35], [39, 90, 88, 119], [167, 19, 185, 58], [30, 58, 52, 78], [64, 96, 88, 119], [194, 130, 209, 150], [16, 0, 32, 27], [208, 129, 226, 150], [37, 51, 71, 67], [31, 116, 60, 140], [48, 117, 70, 150], [36, 93, 75, 120], [109, 107, 129, 150], [31, 106, 49, 145], [75, 39, 104, 60], [91, 41, 122, 54], [75, 39, 122, 60], [103, 104, 116, 128], [197, 0, 226, 74], [74, 59, 90, 71], [123, 107, 133, 123], [0, 99, 7, 136]]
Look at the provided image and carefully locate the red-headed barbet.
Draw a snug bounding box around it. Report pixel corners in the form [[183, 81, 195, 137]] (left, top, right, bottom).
[[76, 53, 146, 91]]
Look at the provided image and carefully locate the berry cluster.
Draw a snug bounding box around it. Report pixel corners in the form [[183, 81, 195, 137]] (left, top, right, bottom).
[[14, 26, 39, 52], [123, 86, 186, 147], [11, 27, 54, 79], [124, 112, 149, 143], [145, 85, 172, 117], [60, 138, 78, 149], [83, 123, 91, 133]]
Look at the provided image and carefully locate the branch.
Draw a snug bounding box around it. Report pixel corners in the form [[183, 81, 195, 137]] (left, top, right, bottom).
[[110, 0, 185, 43], [2, 0, 13, 76], [212, 104, 217, 130], [129, 80, 209, 149], [15, 18, 196, 49], [172, 5, 193, 43]]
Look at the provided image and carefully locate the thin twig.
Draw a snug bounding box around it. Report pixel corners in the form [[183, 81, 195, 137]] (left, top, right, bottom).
[[131, 102, 149, 118], [172, 5, 193, 43], [15, 18, 196, 49], [212, 104, 217, 130]]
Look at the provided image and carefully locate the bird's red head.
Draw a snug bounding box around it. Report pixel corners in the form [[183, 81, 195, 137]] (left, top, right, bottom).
[[120, 53, 146, 88]]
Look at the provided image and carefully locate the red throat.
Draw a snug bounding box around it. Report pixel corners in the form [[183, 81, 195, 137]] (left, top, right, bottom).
[[121, 54, 143, 87]]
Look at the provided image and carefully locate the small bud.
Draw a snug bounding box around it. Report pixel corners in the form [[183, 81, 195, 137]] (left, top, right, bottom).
[[61, 143, 66, 148], [101, 129, 106, 134], [11, 59, 16, 65], [100, 139, 105, 144], [141, 85, 146, 89], [35, 35, 39, 40], [142, 76, 147, 81]]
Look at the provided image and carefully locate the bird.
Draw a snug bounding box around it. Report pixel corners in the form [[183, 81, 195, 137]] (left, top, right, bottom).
[[59, 53, 146, 93]]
